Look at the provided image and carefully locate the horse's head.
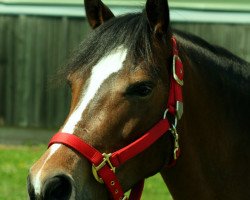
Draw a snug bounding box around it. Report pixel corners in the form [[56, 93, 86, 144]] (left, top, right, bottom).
[[28, 0, 177, 199]]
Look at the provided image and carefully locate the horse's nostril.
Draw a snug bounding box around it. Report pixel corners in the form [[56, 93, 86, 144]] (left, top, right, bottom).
[[43, 175, 72, 200]]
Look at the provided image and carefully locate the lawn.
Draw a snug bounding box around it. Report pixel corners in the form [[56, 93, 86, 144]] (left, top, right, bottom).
[[0, 145, 172, 200]]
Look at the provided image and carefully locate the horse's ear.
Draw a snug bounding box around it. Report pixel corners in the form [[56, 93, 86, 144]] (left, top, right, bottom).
[[145, 0, 170, 37], [84, 0, 115, 29]]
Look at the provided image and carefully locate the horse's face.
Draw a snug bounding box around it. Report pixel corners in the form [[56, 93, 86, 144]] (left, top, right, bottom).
[[65, 47, 168, 151], [28, 0, 172, 199]]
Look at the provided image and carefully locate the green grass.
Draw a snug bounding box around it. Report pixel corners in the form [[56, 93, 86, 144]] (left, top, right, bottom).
[[0, 145, 172, 200], [0, 145, 46, 200], [142, 175, 172, 200]]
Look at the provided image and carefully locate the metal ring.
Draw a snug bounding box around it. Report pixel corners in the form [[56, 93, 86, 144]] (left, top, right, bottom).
[[174, 115, 178, 127], [163, 109, 169, 119]]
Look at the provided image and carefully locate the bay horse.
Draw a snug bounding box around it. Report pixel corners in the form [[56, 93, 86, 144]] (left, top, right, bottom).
[[27, 0, 250, 199]]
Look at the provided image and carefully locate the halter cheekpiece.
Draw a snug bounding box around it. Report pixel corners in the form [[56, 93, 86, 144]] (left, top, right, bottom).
[[48, 36, 184, 200]]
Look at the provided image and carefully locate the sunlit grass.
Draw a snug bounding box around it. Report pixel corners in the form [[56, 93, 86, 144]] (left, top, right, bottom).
[[0, 145, 172, 200], [0, 145, 46, 200], [142, 174, 172, 200]]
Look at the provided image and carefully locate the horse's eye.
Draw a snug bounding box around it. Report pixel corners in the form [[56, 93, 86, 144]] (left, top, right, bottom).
[[126, 82, 154, 97]]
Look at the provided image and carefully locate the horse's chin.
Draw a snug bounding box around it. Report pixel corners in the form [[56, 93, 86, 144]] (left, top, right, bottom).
[[74, 188, 110, 200]]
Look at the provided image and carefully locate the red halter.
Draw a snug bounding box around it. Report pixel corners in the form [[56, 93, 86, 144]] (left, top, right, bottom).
[[48, 36, 184, 200]]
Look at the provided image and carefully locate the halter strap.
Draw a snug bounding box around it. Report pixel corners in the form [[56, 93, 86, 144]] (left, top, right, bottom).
[[48, 36, 183, 200], [49, 119, 170, 200], [167, 37, 184, 119]]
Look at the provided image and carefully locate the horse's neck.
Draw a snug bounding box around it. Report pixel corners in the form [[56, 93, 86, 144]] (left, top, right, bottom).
[[184, 38, 249, 132], [175, 31, 250, 130], [160, 34, 250, 200]]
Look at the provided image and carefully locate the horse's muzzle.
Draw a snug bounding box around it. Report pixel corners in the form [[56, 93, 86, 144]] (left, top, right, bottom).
[[27, 174, 73, 200]]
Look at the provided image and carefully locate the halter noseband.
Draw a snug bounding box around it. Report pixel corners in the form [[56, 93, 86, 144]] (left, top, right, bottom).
[[48, 36, 184, 200]]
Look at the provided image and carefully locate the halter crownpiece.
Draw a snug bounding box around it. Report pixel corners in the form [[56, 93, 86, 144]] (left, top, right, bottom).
[[48, 36, 184, 200]]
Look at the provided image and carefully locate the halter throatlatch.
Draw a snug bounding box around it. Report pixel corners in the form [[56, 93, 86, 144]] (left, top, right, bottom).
[[48, 36, 184, 200]]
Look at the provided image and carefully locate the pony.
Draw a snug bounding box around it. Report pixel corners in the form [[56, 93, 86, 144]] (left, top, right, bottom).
[[27, 0, 250, 199]]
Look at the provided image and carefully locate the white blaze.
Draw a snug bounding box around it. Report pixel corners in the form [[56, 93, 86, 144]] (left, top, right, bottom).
[[33, 47, 128, 195], [62, 47, 128, 133], [33, 144, 61, 195]]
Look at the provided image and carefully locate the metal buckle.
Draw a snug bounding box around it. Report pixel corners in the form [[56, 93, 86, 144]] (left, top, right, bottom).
[[92, 153, 116, 184], [173, 55, 184, 86], [176, 101, 183, 120], [170, 125, 180, 160]]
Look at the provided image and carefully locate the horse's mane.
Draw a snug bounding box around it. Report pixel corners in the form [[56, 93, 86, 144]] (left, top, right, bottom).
[[58, 11, 250, 96], [174, 29, 250, 95]]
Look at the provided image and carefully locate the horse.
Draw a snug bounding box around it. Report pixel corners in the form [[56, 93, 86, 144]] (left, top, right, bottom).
[[27, 0, 250, 199]]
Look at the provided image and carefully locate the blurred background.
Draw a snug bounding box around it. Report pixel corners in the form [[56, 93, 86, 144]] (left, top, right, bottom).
[[0, 0, 250, 129], [0, 0, 249, 199]]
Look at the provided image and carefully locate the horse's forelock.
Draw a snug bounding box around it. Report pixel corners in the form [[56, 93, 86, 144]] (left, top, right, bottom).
[[59, 13, 155, 79]]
